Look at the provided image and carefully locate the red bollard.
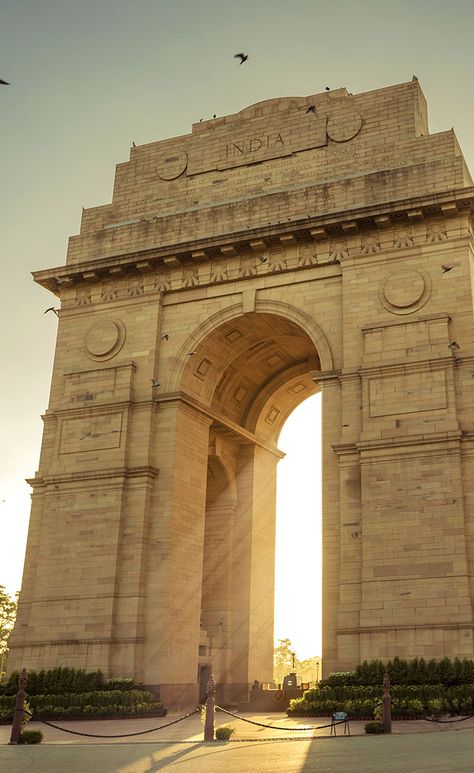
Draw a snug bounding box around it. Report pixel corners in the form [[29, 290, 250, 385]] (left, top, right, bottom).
[[204, 673, 216, 741], [9, 668, 28, 745]]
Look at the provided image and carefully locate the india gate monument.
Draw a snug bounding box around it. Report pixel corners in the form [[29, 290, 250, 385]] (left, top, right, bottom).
[[9, 79, 474, 706]]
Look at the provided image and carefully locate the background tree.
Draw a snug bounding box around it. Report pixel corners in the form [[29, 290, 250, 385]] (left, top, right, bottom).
[[273, 638, 299, 686], [298, 655, 322, 684], [0, 586, 18, 680]]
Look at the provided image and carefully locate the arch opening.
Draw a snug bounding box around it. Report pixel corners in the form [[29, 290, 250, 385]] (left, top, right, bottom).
[[274, 393, 322, 673], [183, 311, 323, 701]]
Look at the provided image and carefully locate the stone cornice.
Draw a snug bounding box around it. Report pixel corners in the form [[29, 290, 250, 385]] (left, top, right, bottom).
[[33, 187, 474, 295], [27, 465, 160, 488], [332, 430, 463, 459], [360, 311, 450, 332], [338, 622, 473, 635], [9, 635, 146, 649]]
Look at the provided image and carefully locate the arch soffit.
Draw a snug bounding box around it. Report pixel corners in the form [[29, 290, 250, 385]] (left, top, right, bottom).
[[207, 453, 238, 506], [171, 300, 334, 393]]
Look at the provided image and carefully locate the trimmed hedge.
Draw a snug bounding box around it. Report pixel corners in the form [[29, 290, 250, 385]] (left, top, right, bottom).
[[287, 683, 474, 718], [0, 688, 166, 724], [321, 657, 474, 688], [2, 667, 145, 696]]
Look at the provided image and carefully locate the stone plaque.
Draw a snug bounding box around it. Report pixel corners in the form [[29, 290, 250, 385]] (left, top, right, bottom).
[[156, 150, 188, 180], [85, 318, 125, 360], [326, 111, 362, 142]]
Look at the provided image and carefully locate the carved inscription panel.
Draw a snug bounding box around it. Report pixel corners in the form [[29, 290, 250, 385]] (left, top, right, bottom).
[[64, 369, 117, 403], [188, 107, 362, 175], [59, 412, 123, 453]]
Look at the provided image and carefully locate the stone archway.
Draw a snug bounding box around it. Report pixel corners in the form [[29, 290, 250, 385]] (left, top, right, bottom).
[[173, 310, 323, 703], [10, 80, 474, 708]]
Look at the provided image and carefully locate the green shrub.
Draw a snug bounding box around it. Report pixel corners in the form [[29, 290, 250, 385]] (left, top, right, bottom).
[[287, 683, 474, 719], [427, 699, 443, 718], [320, 657, 474, 688], [29, 689, 157, 710], [6, 667, 105, 695], [19, 730, 43, 744], [0, 688, 166, 722], [215, 724, 235, 740], [373, 703, 383, 720], [104, 678, 139, 691], [364, 721, 387, 734]]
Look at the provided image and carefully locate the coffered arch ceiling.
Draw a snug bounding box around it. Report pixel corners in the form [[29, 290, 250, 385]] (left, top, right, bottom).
[[179, 312, 320, 444]]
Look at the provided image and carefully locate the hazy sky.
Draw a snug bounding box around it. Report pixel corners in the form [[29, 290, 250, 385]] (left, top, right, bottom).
[[2, 0, 474, 661]]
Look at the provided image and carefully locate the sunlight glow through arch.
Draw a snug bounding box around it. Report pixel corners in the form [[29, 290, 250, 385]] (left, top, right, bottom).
[[274, 393, 322, 660]]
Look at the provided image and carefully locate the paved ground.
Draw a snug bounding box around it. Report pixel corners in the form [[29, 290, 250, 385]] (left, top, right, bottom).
[[1, 713, 474, 772]]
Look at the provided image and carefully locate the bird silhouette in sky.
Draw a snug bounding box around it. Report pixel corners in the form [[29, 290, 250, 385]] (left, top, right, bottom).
[[161, 333, 169, 341], [325, 86, 330, 91], [0, 79, 9, 85], [234, 53, 248, 65], [44, 307, 59, 317], [441, 265, 453, 273], [306, 105, 316, 114], [151, 379, 160, 388]]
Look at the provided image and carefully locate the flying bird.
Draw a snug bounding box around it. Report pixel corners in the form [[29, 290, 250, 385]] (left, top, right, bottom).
[[306, 105, 316, 114], [258, 256, 268, 264], [448, 342, 460, 350], [187, 351, 196, 356], [234, 53, 248, 65], [0, 79, 9, 85], [160, 333, 169, 340], [441, 265, 453, 273], [44, 307, 59, 317], [151, 379, 161, 388]]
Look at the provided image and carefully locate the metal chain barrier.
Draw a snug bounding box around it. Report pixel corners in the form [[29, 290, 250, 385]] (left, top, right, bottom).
[[23, 705, 201, 739], [215, 705, 350, 731], [390, 705, 474, 724]]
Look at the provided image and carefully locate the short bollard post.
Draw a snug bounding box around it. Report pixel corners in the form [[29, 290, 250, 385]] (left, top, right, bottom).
[[204, 673, 216, 741], [9, 668, 28, 745], [382, 672, 392, 733]]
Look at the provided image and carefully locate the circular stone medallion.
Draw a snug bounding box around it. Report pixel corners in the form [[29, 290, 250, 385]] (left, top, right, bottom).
[[326, 111, 363, 142], [85, 318, 125, 360], [156, 150, 188, 180], [380, 269, 431, 315]]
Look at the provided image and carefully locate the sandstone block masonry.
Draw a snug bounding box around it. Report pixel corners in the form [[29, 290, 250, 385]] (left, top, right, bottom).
[[9, 79, 474, 707]]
